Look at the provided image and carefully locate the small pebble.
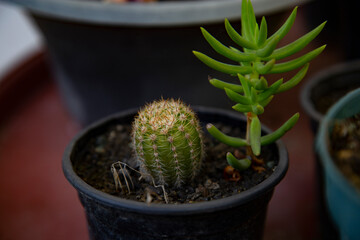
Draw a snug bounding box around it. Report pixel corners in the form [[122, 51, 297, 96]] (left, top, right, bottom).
[[266, 161, 275, 169]]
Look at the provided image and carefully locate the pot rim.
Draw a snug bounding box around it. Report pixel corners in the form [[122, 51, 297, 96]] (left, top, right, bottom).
[[300, 60, 360, 124], [62, 106, 288, 215], [5, 0, 308, 26]]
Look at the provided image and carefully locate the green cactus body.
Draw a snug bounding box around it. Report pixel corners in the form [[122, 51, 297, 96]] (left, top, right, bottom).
[[132, 99, 204, 187]]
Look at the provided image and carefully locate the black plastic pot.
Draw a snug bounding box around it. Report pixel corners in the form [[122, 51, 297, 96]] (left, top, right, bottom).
[[301, 60, 360, 134], [63, 106, 288, 240], [5, 0, 304, 126]]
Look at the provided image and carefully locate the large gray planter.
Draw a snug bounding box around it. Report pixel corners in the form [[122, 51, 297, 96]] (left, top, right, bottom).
[[4, 0, 308, 125]]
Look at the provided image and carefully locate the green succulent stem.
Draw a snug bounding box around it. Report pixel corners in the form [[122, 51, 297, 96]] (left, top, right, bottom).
[[194, 0, 325, 171]]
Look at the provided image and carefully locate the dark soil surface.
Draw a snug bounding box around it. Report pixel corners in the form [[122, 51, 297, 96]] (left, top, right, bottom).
[[330, 113, 360, 189], [73, 123, 278, 204]]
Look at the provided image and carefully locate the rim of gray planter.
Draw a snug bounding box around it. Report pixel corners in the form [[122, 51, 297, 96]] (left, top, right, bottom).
[[5, 0, 310, 26]]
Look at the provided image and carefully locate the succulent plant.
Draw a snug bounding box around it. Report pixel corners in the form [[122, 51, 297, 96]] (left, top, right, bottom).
[[131, 99, 204, 187], [193, 0, 326, 170]]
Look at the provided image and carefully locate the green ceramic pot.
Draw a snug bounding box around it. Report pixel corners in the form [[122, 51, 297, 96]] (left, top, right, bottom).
[[316, 88, 360, 240]]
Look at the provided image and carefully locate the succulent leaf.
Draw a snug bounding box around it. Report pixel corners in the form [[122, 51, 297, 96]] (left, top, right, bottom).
[[254, 23, 259, 43], [245, 0, 257, 41], [225, 87, 251, 104], [209, 78, 244, 93], [241, 0, 252, 41], [226, 152, 252, 171], [261, 113, 300, 145], [276, 63, 309, 93], [193, 51, 253, 75], [257, 79, 283, 102], [200, 27, 256, 62], [207, 124, 248, 147], [251, 104, 264, 115], [256, 36, 279, 58], [238, 74, 251, 97], [257, 17, 268, 47], [251, 76, 268, 90], [254, 59, 276, 74], [266, 7, 297, 44], [250, 87, 257, 103], [233, 103, 253, 113], [225, 19, 258, 50], [266, 21, 327, 60], [269, 45, 326, 74], [250, 115, 261, 156], [259, 95, 273, 108]]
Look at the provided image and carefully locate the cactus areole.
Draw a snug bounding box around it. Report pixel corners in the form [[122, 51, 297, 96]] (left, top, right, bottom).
[[132, 99, 204, 187]]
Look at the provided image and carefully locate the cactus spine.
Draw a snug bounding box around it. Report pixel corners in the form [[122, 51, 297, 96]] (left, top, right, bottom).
[[132, 99, 204, 187]]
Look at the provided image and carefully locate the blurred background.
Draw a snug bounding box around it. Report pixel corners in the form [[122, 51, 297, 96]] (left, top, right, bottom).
[[0, 2, 42, 79], [0, 0, 356, 239]]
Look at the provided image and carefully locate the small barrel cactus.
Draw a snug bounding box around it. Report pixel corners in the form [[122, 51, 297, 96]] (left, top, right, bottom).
[[131, 99, 204, 187]]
